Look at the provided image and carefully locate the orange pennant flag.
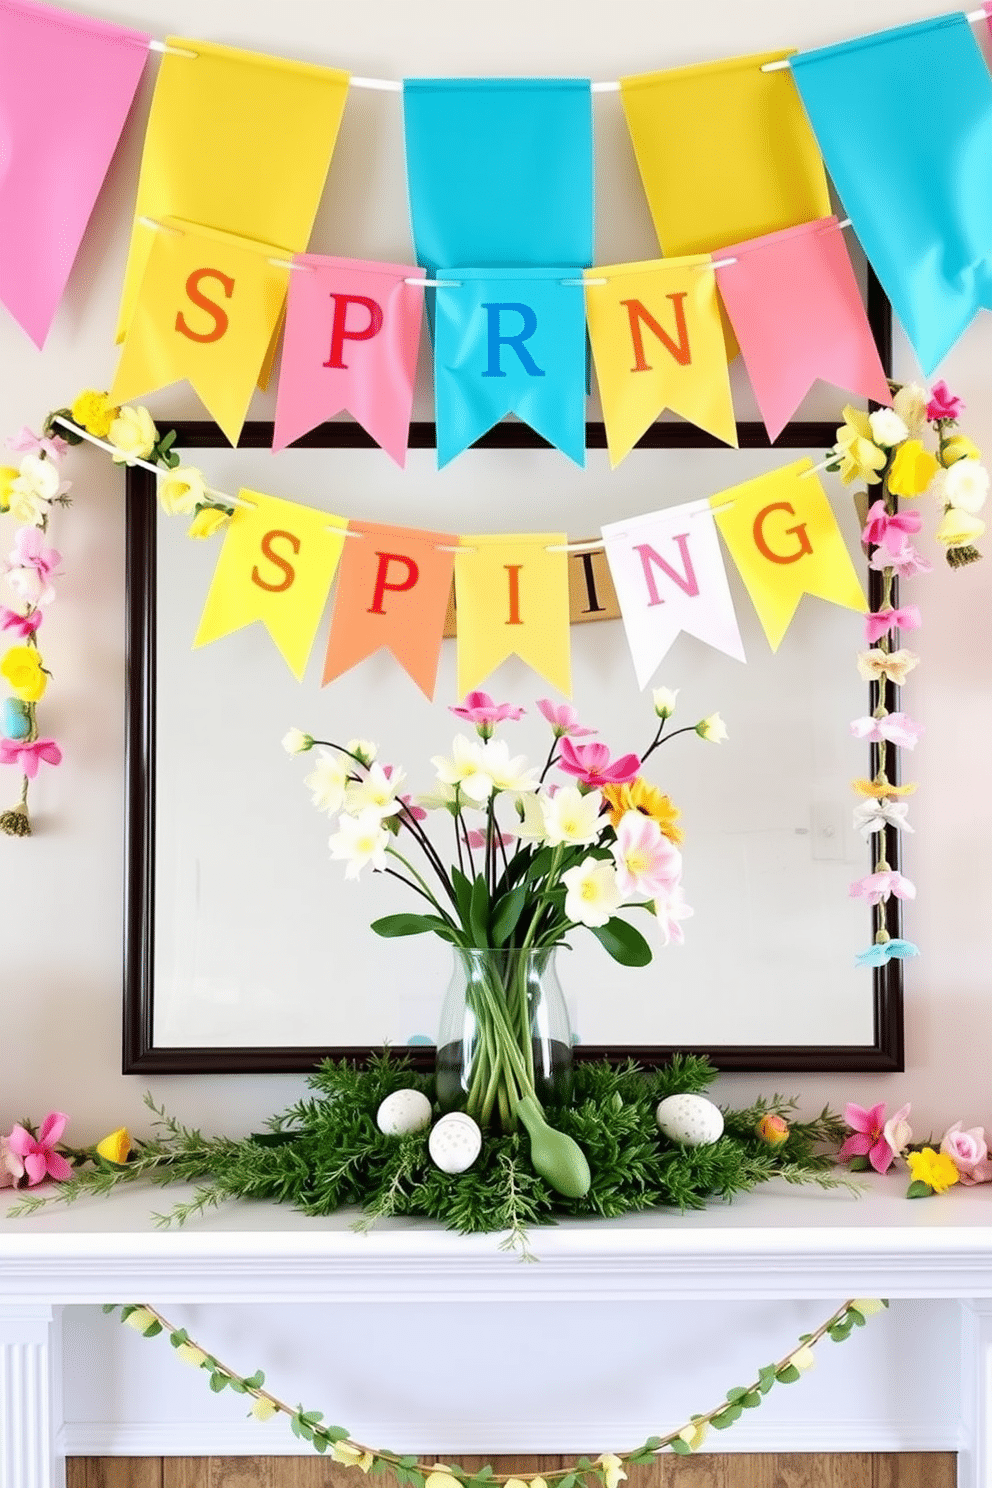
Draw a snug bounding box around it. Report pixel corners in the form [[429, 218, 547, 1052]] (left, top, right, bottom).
[[322, 521, 457, 699]]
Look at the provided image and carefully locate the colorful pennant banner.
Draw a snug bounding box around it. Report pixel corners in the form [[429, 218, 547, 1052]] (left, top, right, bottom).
[[453, 533, 572, 699]]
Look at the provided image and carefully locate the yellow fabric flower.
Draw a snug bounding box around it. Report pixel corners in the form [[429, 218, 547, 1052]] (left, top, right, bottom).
[[887, 439, 939, 498], [1, 645, 46, 701], [123, 1307, 158, 1333], [70, 389, 119, 439], [96, 1127, 132, 1164], [250, 1396, 279, 1422], [0, 466, 18, 513], [676, 1421, 708, 1452], [851, 778, 918, 799], [175, 1342, 209, 1368], [601, 778, 684, 844], [756, 1113, 790, 1146], [850, 1299, 887, 1317], [940, 433, 981, 467], [596, 1454, 627, 1488], [158, 466, 206, 517], [907, 1147, 960, 1194], [331, 1442, 374, 1472], [108, 405, 158, 465], [187, 506, 231, 540], [832, 405, 887, 486], [788, 1345, 817, 1373], [936, 507, 986, 548]]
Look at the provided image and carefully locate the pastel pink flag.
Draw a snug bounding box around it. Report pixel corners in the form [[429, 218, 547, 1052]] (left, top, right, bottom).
[[0, 0, 150, 347], [273, 255, 424, 465], [714, 217, 891, 442]]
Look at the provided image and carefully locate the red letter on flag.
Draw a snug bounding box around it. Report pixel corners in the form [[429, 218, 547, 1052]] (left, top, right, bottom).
[[621, 294, 692, 372], [368, 551, 420, 614], [324, 294, 384, 370]]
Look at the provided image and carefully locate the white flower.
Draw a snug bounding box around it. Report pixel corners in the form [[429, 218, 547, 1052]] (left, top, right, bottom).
[[852, 797, 913, 839], [8, 453, 62, 523], [596, 1455, 627, 1488], [158, 465, 207, 517], [868, 408, 909, 448], [562, 857, 622, 928], [652, 686, 679, 720], [942, 457, 989, 514], [883, 1102, 912, 1158], [513, 792, 550, 843], [329, 808, 390, 879], [108, 405, 158, 464], [432, 734, 493, 801], [695, 712, 728, 743], [481, 738, 538, 794], [346, 737, 377, 766], [305, 750, 350, 814], [5, 566, 50, 607], [345, 762, 406, 819], [654, 884, 693, 946], [541, 786, 603, 846], [892, 383, 928, 435], [282, 728, 313, 755], [416, 781, 466, 814]]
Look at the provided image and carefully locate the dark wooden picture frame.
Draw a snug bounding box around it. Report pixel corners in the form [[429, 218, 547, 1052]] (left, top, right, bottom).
[[123, 276, 903, 1075]]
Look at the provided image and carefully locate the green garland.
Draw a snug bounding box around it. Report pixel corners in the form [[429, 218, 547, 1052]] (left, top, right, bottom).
[[107, 1296, 888, 1476], [9, 1055, 851, 1251]]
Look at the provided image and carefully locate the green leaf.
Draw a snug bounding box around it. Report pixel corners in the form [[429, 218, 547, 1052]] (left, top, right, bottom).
[[101, 1305, 119, 1315], [209, 1372, 229, 1393], [313, 1435, 329, 1454], [491, 885, 527, 945], [451, 868, 474, 924], [725, 1386, 749, 1403], [906, 1179, 933, 1199], [468, 874, 490, 946], [143, 1320, 163, 1338], [228, 1379, 247, 1395], [757, 1365, 777, 1394], [742, 1392, 762, 1409], [848, 1155, 871, 1172], [169, 1329, 189, 1348], [243, 1371, 265, 1390], [849, 1310, 866, 1326], [711, 1405, 743, 1429], [775, 1365, 801, 1384], [325, 1425, 350, 1443], [589, 916, 652, 967], [301, 1409, 325, 1424], [371, 914, 450, 938], [828, 1323, 853, 1343], [669, 1439, 692, 1456], [641, 1437, 663, 1452]]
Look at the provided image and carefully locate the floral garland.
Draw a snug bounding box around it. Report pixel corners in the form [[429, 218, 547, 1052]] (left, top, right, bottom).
[[104, 1296, 886, 1475], [838, 1097, 992, 1197], [828, 380, 984, 967]]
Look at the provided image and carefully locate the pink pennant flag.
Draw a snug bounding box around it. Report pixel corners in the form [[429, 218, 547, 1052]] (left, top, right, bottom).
[[0, 0, 150, 347], [714, 217, 891, 442], [273, 255, 424, 464]]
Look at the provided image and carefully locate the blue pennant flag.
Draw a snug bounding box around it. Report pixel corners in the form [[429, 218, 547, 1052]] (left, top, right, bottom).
[[434, 269, 587, 467], [403, 79, 593, 274], [792, 15, 992, 374]]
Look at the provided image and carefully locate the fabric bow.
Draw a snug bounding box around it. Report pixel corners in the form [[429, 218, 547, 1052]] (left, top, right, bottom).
[[850, 712, 923, 749], [862, 501, 923, 554], [852, 797, 913, 838], [864, 605, 922, 643]]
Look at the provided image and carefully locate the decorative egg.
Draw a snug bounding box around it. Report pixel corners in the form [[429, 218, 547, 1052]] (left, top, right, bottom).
[[656, 1093, 724, 1147], [428, 1111, 483, 1174], [376, 1088, 433, 1137], [1, 697, 31, 741]]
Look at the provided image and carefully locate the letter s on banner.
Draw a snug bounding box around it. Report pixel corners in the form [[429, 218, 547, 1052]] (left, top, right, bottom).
[[175, 267, 234, 343], [368, 551, 419, 614], [752, 502, 813, 565], [251, 529, 300, 592]]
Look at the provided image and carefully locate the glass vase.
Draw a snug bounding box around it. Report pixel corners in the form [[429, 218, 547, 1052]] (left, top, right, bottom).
[[434, 946, 573, 1134]]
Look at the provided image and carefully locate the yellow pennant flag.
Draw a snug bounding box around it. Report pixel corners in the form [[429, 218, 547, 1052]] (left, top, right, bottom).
[[620, 52, 830, 258], [110, 221, 289, 446], [712, 460, 867, 651], [117, 39, 348, 342], [585, 257, 737, 465], [455, 534, 571, 698], [194, 489, 347, 680]]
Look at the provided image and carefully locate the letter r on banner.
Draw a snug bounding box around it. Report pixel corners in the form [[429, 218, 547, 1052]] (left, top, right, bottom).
[[482, 302, 546, 377]]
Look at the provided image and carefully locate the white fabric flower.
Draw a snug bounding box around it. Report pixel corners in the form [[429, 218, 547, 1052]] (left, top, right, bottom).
[[562, 857, 622, 927], [942, 457, 989, 513], [654, 883, 693, 946], [158, 465, 207, 516], [305, 750, 350, 814], [868, 408, 909, 448], [346, 737, 378, 766], [108, 405, 158, 464], [345, 761, 406, 819], [540, 786, 603, 846], [8, 453, 62, 523], [652, 686, 678, 720], [852, 797, 914, 839], [480, 738, 538, 793], [329, 808, 390, 879], [432, 734, 495, 802], [281, 728, 313, 755], [513, 792, 550, 843], [892, 383, 928, 435], [416, 781, 466, 814]]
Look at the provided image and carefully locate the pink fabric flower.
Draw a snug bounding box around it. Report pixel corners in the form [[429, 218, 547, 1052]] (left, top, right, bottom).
[[0, 605, 42, 638], [850, 712, 923, 750], [869, 542, 933, 579], [558, 738, 640, 788], [862, 501, 923, 555], [6, 427, 69, 461], [398, 794, 427, 823], [0, 1136, 24, 1188], [864, 605, 921, 644], [926, 381, 965, 422], [941, 1122, 992, 1185], [611, 812, 682, 898], [4, 527, 62, 608], [6, 1114, 73, 1185], [0, 737, 62, 777], [536, 698, 596, 738], [838, 1102, 896, 1174], [449, 692, 525, 737], [465, 827, 514, 850], [849, 870, 916, 906]]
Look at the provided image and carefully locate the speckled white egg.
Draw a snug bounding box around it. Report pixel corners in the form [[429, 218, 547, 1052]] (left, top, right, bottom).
[[376, 1089, 433, 1137], [656, 1093, 724, 1147], [428, 1112, 483, 1174]]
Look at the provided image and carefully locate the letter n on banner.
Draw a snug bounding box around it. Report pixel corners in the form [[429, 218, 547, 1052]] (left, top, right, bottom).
[[711, 460, 867, 651], [322, 521, 457, 699], [601, 503, 745, 688], [194, 490, 347, 679], [454, 534, 571, 698]]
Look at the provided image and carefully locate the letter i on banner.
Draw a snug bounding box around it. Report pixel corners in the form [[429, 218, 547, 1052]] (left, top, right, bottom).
[[194, 490, 348, 679], [601, 503, 745, 688], [454, 534, 571, 698], [712, 460, 867, 651], [322, 521, 457, 698]]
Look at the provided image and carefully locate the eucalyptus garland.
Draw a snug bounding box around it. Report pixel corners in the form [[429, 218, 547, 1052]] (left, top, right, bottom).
[[106, 1295, 887, 1474], [8, 1055, 851, 1251]]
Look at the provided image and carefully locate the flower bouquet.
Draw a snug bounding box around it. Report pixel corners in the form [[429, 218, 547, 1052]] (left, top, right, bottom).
[[285, 690, 724, 1162]]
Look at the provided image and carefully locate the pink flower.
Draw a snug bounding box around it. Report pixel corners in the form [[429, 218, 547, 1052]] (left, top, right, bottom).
[[0, 1136, 24, 1188], [465, 827, 514, 850], [862, 501, 923, 555], [654, 883, 693, 946], [449, 691, 525, 738], [536, 698, 596, 739], [5, 527, 62, 608], [850, 712, 923, 750], [7, 427, 69, 461], [5, 1114, 73, 1186], [558, 738, 640, 788], [0, 605, 42, 638], [398, 793, 427, 823], [0, 736, 62, 777], [941, 1122, 992, 1185], [849, 870, 916, 906], [869, 542, 933, 579], [838, 1102, 896, 1174], [926, 381, 965, 422], [611, 811, 682, 898], [864, 605, 921, 644]]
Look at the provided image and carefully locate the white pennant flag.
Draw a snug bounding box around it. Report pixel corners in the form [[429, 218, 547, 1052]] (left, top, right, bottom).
[[601, 500, 746, 688]]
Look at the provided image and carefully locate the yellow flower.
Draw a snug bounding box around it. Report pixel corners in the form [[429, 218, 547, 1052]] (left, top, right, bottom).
[[108, 405, 158, 465], [330, 1442, 374, 1472], [158, 465, 206, 517], [850, 1299, 887, 1317], [175, 1342, 209, 1368], [907, 1147, 959, 1194], [887, 439, 939, 498], [940, 433, 981, 467], [123, 1307, 158, 1333], [0, 645, 46, 701], [676, 1421, 708, 1452], [187, 505, 231, 540], [424, 1471, 455, 1488], [70, 389, 119, 439], [0, 466, 18, 513], [96, 1126, 132, 1164], [756, 1113, 789, 1146], [936, 507, 986, 548], [250, 1395, 279, 1422], [601, 778, 684, 845], [596, 1454, 627, 1488], [851, 778, 918, 799], [832, 405, 887, 486], [787, 1345, 817, 1373]]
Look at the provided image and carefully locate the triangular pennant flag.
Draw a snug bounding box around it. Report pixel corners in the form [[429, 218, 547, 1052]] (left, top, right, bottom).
[[791, 15, 992, 373], [110, 220, 289, 446], [0, 0, 149, 347], [322, 520, 457, 699], [714, 218, 891, 441], [193, 489, 347, 679], [601, 502, 746, 687], [620, 51, 830, 257], [585, 257, 737, 465], [273, 257, 424, 464], [454, 534, 571, 697], [712, 461, 867, 651], [117, 38, 348, 343], [434, 270, 587, 467]]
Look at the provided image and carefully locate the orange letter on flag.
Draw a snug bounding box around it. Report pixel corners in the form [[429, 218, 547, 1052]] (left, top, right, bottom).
[[251, 529, 300, 592], [621, 294, 692, 371], [752, 502, 813, 565], [175, 267, 234, 343]]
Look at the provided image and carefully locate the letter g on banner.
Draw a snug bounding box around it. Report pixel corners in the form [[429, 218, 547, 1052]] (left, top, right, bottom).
[[752, 501, 813, 565]]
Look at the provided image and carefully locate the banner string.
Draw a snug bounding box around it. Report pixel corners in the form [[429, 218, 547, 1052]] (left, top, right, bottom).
[[760, 10, 987, 70]]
